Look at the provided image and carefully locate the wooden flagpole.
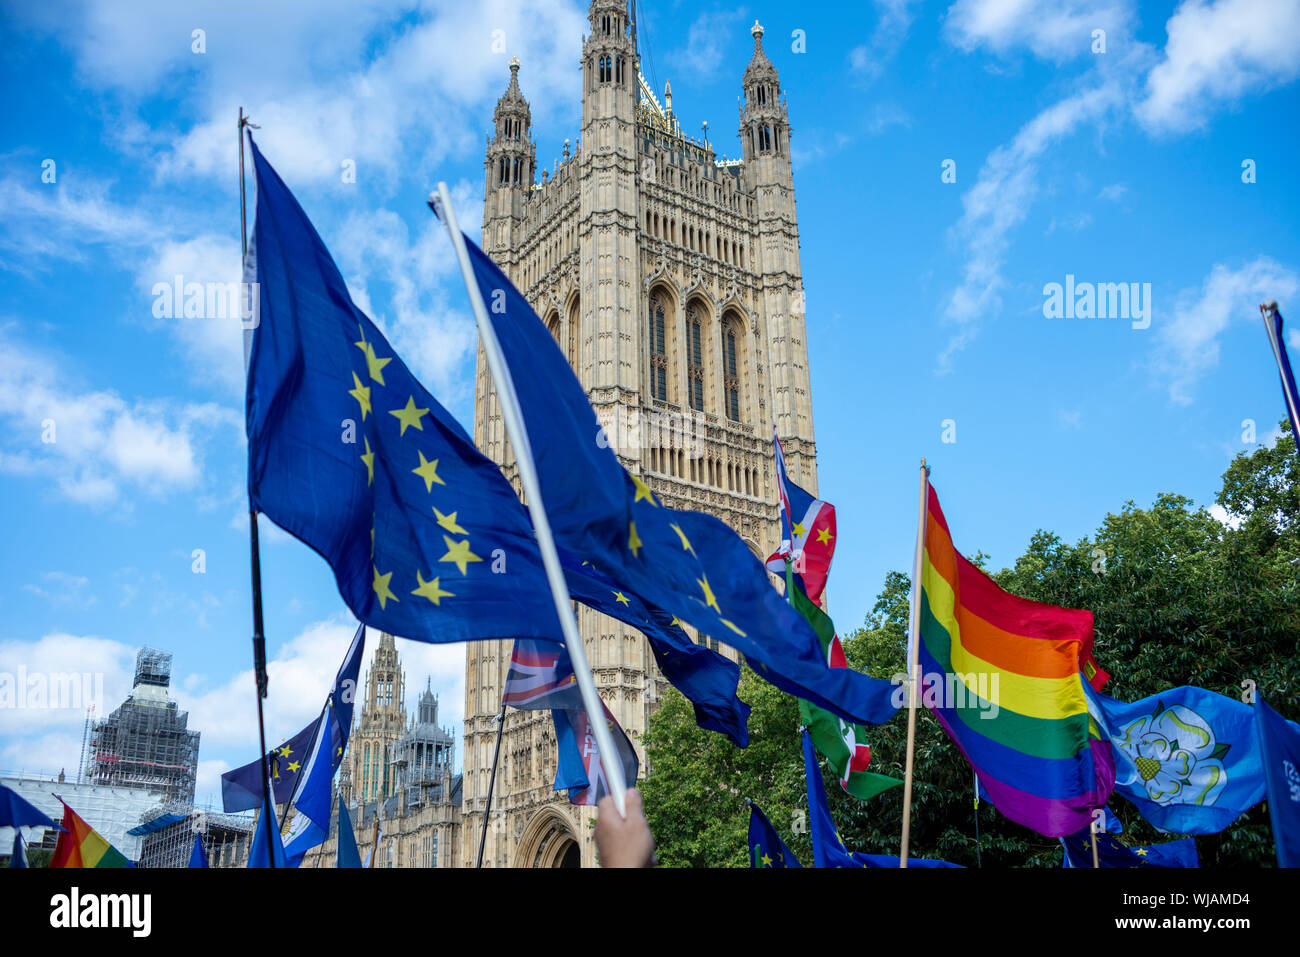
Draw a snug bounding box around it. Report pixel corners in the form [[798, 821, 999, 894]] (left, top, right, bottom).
[[899, 458, 929, 867], [429, 183, 629, 817]]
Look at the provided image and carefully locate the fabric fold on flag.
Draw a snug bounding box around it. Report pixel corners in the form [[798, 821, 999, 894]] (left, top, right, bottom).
[[463, 233, 898, 727], [1256, 696, 1300, 867], [748, 801, 801, 868], [247, 784, 288, 869], [1086, 682, 1267, 835], [336, 798, 362, 868], [188, 831, 208, 869]]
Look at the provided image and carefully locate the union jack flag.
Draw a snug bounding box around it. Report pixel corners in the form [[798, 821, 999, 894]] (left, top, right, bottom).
[[503, 640, 581, 710]]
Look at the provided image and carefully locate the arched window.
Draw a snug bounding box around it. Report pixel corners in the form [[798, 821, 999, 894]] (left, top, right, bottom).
[[567, 298, 581, 372], [759, 126, 772, 152], [648, 295, 667, 401], [686, 305, 704, 411], [723, 322, 741, 421], [545, 312, 560, 342]]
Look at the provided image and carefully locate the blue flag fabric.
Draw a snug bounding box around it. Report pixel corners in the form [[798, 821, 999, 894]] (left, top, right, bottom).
[[1060, 829, 1198, 868], [1086, 684, 1266, 834], [802, 728, 961, 868], [336, 799, 362, 868], [1256, 697, 1300, 867], [0, 782, 61, 830], [247, 785, 287, 869], [245, 136, 565, 647], [188, 831, 208, 869], [9, 831, 26, 868], [222, 623, 367, 813], [748, 802, 801, 868], [463, 236, 898, 727]]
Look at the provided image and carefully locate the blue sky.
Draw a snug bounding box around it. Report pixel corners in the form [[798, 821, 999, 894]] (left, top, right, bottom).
[[1, 0, 1297, 806]]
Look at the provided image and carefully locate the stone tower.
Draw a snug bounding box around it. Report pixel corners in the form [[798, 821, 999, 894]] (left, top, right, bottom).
[[464, 5, 819, 868], [342, 632, 406, 805]]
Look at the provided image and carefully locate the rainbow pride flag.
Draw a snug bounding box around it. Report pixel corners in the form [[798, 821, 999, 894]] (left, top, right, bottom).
[[50, 800, 131, 869], [917, 484, 1114, 837]]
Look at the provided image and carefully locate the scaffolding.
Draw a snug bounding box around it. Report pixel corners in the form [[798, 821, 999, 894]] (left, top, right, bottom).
[[85, 647, 200, 804], [133, 802, 255, 869]]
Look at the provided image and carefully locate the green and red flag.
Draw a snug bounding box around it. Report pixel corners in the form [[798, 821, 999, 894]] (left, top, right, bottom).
[[787, 561, 901, 800]]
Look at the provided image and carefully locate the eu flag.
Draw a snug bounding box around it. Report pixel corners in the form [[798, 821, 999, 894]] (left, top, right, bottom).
[[1256, 696, 1300, 867], [463, 236, 898, 727], [1060, 829, 1198, 868], [748, 801, 801, 868], [245, 136, 565, 646]]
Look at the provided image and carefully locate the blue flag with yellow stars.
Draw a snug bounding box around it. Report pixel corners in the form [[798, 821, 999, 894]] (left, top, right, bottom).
[[220, 622, 366, 813], [748, 801, 801, 868], [245, 135, 566, 647], [1060, 829, 1198, 868], [463, 236, 899, 727]]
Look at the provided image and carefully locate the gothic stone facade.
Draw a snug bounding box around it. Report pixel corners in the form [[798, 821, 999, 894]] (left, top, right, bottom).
[[462, 3, 820, 868]]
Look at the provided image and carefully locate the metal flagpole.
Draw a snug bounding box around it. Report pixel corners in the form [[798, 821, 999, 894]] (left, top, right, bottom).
[[1260, 300, 1300, 444], [429, 182, 629, 816], [238, 106, 276, 868], [476, 704, 507, 868], [1090, 818, 1101, 869], [898, 458, 930, 867], [972, 768, 982, 868]]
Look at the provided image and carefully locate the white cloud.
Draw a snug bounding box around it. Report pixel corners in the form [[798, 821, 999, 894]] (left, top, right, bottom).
[[1208, 503, 1243, 530], [850, 1, 925, 79], [0, 633, 136, 741], [945, 0, 1133, 61], [1155, 256, 1300, 404], [0, 338, 240, 506], [1098, 182, 1128, 201], [672, 10, 750, 81], [1137, 0, 1300, 133], [22, 572, 97, 610]]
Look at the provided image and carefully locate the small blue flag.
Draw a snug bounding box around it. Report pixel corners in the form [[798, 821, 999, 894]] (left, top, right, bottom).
[[1261, 303, 1300, 446], [1256, 696, 1300, 867], [748, 802, 801, 868], [1087, 683, 1265, 834], [802, 728, 960, 868], [464, 236, 898, 727], [1060, 829, 1198, 868], [9, 831, 26, 868], [336, 800, 362, 869], [0, 781, 60, 829], [188, 831, 208, 869], [247, 784, 287, 869], [222, 623, 366, 814]]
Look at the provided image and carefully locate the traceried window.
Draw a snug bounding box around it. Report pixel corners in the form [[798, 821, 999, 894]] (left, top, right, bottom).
[[648, 297, 667, 401], [724, 325, 741, 421], [687, 308, 704, 412]]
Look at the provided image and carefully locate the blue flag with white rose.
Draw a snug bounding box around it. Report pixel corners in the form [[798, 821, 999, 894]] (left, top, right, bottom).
[[1085, 684, 1265, 835]]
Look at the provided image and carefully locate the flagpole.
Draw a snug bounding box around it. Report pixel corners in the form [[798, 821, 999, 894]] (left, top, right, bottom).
[[1260, 300, 1300, 443], [429, 182, 629, 817], [972, 769, 982, 868], [1090, 819, 1100, 869], [899, 458, 929, 867], [239, 106, 276, 868], [476, 703, 507, 868]]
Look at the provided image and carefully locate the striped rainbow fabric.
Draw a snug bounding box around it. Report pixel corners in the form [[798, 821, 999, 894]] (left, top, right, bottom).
[[918, 484, 1114, 837], [50, 800, 130, 868]]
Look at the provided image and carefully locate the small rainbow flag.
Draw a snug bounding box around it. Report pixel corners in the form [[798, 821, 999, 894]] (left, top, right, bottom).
[[50, 800, 131, 868], [917, 484, 1114, 837]]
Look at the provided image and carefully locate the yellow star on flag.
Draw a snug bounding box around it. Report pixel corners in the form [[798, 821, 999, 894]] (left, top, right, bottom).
[[631, 473, 657, 506], [720, 618, 747, 637], [670, 616, 682, 628], [697, 573, 720, 613], [613, 591, 630, 606], [287, 761, 301, 774], [792, 520, 807, 537], [278, 746, 292, 759], [354, 338, 392, 385], [348, 372, 372, 420], [760, 853, 772, 867], [372, 564, 399, 609], [440, 536, 482, 575], [412, 450, 446, 492], [360, 437, 375, 486], [816, 527, 833, 545], [628, 520, 642, 557], [411, 571, 454, 605], [390, 396, 428, 436], [433, 508, 467, 535]]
